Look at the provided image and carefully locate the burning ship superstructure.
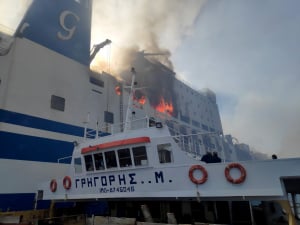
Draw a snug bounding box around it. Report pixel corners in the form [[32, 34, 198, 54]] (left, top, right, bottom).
[[0, 0, 260, 213], [123, 53, 256, 162]]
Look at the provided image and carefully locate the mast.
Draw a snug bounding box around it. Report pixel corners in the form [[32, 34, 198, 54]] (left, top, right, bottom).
[[124, 68, 136, 131]]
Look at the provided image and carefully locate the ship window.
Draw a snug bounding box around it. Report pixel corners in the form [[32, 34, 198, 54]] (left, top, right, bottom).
[[93, 153, 105, 170], [157, 143, 173, 163], [104, 151, 117, 169], [84, 155, 94, 171], [118, 148, 132, 167], [104, 111, 114, 124], [132, 146, 148, 166], [90, 76, 104, 87], [51, 95, 65, 111], [74, 157, 82, 173]]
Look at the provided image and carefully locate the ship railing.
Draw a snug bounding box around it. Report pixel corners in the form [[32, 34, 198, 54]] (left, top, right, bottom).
[[167, 125, 223, 159], [57, 155, 72, 163], [84, 117, 151, 139]]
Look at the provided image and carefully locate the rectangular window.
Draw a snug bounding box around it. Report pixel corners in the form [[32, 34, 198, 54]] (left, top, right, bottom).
[[157, 143, 173, 163], [74, 157, 82, 174], [118, 148, 132, 168], [104, 151, 117, 169], [104, 111, 114, 124], [132, 146, 148, 166], [51, 95, 65, 111], [93, 152, 105, 170], [84, 155, 94, 171], [90, 76, 104, 87], [202, 124, 209, 131]]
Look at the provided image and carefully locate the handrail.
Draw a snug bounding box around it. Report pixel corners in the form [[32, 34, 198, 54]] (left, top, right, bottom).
[[57, 156, 72, 163]]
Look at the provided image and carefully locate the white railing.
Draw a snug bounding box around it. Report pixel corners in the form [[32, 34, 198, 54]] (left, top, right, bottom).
[[167, 125, 225, 160], [83, 117, 151, 139]]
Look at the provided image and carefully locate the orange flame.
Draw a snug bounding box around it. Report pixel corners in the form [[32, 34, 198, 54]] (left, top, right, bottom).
[[155, 97, 174, 116], [133, 95, 146, 106], [137, 96, 146, 105], [115, 86, 121, 95]]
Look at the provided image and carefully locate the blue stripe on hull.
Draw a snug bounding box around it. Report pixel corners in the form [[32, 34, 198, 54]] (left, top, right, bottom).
[[0, 131, 73, 163], [0, 109, 110, 139], [0, 193, 76, 211], [0, 193, 49, 211], [0, 109, 84, 137]]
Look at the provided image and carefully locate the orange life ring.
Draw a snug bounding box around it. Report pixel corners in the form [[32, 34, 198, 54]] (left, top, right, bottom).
[[63, 176, 72, 190], [50, 179, 57, 192], [225, 163, 246, 184], [189, 165, 208, 184]]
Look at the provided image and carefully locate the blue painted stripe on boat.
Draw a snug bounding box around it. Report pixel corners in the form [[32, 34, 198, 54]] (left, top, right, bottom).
[[0, 193, 50, 211], [0, 193, 75, 211], [0, 109, 84, 137], [0, 131, 73, 163]]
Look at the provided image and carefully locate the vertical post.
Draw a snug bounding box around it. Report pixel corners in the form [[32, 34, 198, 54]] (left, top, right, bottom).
[[124, 68, 136, 132], [249, 201, 255, 225], [141, 204, 153, 222], [84, 112, 90, 140], [95, 121, 99, 139]]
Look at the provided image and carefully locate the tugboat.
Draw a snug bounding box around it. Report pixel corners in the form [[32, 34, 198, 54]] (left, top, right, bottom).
[[37, 70, 300, 225]]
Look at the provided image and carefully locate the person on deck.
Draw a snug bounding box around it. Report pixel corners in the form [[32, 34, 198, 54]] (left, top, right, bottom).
[[201, 151, 213, 163], [212, 151, 221, 163]]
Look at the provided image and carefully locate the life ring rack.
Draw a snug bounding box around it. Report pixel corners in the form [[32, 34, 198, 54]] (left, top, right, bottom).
[[50, 179, 57, 192], [63, 176, 72, 190], [188, 164, 208, 185], [225, 163, 247, 184]]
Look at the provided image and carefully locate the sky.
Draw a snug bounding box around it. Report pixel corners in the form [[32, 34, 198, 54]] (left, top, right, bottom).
[[170, 0, 300, 158], [1, 0, 299, 158]]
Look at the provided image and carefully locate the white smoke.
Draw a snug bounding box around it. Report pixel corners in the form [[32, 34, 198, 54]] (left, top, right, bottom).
[[91, 0, 205, 74], [0, 0, 32, 34]]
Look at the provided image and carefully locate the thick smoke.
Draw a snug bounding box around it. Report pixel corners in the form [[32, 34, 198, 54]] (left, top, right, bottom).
[[91, 0, 205, 117], [91, 0, 205, 76]]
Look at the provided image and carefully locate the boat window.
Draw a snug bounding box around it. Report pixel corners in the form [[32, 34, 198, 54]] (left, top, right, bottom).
[[84, 155, 94, 171], [104, 151, 117, 169], [118, 148, 132, 168], [93, 152, 105, 170], [157, 143, 173, 163], [132, 146, 148, 166], [74, 157, 82, 173]]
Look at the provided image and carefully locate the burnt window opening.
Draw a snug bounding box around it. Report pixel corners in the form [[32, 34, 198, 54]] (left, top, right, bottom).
[[51, 95, 65, 111], [90, 76, 104, 87]]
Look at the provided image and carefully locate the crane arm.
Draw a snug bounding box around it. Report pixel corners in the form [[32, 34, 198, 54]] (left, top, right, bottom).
[[90, 39, 111, 63]]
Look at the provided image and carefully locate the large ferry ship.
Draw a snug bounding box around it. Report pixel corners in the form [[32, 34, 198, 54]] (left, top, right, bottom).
[[0, 0, 284, 219]]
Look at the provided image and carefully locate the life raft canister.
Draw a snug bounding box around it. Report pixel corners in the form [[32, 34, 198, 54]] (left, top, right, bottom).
[[189, 165, 208, 184], [225, 163, 247, 184], [63, 176, 72, 190], [50, 179, 57, 192]]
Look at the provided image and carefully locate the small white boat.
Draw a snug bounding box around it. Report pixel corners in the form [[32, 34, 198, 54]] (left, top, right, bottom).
[[37, 72, 300, 224]]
